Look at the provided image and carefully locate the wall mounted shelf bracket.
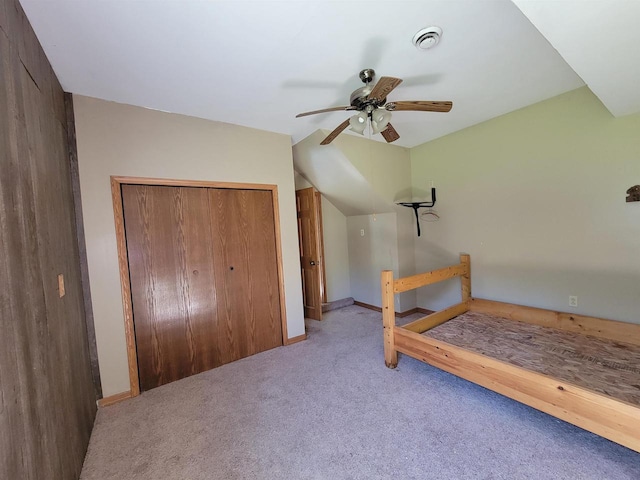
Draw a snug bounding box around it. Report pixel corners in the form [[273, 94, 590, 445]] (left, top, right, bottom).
[[397, 187, 436, 237]]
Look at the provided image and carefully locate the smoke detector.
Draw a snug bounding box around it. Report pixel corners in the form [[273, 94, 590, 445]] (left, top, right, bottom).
[[412, 26, 442, 50]]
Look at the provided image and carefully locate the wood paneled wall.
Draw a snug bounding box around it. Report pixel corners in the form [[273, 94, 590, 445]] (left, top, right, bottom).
[[0, 0, 97, 478]]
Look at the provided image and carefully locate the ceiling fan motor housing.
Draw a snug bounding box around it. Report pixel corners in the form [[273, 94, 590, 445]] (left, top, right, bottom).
[[350, 68, 387, 110], [350, 86, 376, 109]]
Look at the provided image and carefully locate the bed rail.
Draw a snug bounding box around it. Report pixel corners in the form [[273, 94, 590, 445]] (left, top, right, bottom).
[[381, 253, 470, 368]]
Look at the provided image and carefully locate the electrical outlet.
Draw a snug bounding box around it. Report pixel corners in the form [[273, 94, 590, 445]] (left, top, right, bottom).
[[569, 296, 578, 307], [360, 229, 365, 237]]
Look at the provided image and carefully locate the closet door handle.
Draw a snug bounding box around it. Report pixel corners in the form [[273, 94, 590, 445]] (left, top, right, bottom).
[[310, 261, 316, 266]]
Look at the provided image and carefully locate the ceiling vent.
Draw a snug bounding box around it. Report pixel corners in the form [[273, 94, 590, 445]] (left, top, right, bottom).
[[412, 26, 442, 50]]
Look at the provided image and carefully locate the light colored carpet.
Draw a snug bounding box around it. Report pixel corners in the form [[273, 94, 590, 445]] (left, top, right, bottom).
[[80, 305, 640, 479]]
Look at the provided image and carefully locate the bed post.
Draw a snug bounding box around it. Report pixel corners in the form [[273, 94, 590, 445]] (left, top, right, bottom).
[[381, 270, 397, 368], [460, 253, 471, 303]]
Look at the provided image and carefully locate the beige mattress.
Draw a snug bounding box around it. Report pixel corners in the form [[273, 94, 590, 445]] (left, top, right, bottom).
[[423, 311, 640, 406]]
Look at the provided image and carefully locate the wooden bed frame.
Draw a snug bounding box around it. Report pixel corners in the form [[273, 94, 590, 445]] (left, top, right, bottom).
[[381, 254, 640, 453]]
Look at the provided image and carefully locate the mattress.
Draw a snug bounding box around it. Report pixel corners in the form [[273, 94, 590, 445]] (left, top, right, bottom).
[[423, 311, 640, 406]]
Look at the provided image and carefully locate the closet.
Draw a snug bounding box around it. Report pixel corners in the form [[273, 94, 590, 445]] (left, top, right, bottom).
[[121, 184, 283, 391]]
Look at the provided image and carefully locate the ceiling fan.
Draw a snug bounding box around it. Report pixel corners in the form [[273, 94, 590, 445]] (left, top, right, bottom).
[[295, 68, 452, 145]]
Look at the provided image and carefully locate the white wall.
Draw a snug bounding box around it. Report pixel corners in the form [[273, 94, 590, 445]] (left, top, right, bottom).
[[294, 131, 416, 311], [294, 171, 312, 190], [346, 212, 416, 311], [411, 87, 640, 324], [294, 171, 352, 302], [320, 196, 351, 302], [74, 95, 305, 397]]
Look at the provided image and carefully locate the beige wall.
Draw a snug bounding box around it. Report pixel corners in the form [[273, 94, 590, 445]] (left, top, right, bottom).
[[74, 95, 305, 397], [411, 87, 640, 324]]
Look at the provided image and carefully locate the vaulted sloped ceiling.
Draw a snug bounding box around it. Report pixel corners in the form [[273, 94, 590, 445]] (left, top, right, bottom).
[[513, 0, 640, 118], [18, 1, 639, 148]]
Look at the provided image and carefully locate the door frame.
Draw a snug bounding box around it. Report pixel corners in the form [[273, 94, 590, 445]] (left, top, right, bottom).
[[111, 176, 290, 397], [314, 191, 328, 304]]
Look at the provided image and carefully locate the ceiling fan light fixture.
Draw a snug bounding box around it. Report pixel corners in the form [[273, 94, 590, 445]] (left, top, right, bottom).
[[371, 109, 391, 134], [412, 26, 442, 50], [349, 112, 367, 135]]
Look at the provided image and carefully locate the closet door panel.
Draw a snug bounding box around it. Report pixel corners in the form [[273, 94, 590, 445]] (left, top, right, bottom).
[[122, 185, 218, 391], [209, 188, 283, 365]]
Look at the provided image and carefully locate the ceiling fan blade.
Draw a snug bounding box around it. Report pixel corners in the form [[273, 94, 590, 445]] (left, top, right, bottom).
[[367, 76, 403, 103], [380, 123, 400, 143], [296, 106, 354, 118], [386, 100, 453, 112], [320, 119, 351, 145]]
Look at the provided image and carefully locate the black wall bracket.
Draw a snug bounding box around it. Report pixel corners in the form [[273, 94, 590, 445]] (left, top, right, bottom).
[[397, 187, 436, 237]]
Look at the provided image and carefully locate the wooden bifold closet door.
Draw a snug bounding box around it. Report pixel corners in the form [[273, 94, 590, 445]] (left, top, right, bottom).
[[122, 184, 283, 391]]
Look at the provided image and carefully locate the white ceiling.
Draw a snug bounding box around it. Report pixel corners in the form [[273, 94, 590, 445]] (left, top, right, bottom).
[[512, 0, 640, 118], [16, 1, 639, 148]]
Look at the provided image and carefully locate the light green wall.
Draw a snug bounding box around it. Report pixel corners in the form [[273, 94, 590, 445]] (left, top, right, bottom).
[[410, 87, 640, 323]]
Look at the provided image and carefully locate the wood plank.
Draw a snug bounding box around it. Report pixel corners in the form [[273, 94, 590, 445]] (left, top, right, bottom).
[[65, 92, 102, 398], [285, 333, 307, 346], [469, 298, 640, 347], [112, 175, 277, 191], [353, 300, 432, 317], [460, 253, 470, 302], [401, 302, 468, 334], [368, 76, 403, 103], [268, 186, 289, 343], [320, 118, 350, 145], [394, 263, 466, 293], [1, 40, 43, 477], [111, 178, 140, 396], [1, 7, 96, 478], [353, 300, 433, 318], [381, 270, 397, 368], [315, 191, 327, 304], [397, 307, 434, 317], [393, 329, 640, 453], [97, 391, 132, 408]]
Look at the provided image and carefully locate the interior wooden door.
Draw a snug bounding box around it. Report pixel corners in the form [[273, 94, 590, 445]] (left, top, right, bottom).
[[296, 187, 322, 320], [122, 184, 283, 391]]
